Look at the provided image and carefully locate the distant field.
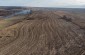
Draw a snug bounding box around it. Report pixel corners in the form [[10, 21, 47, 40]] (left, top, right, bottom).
[[0, 15, 27, 30]]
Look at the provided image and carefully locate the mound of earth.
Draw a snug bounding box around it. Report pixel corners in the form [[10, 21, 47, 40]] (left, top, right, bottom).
[[0, 11, 85, 55]]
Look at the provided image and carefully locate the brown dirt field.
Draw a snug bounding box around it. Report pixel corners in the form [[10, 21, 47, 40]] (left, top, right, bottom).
[[0, 11, 85, 55]]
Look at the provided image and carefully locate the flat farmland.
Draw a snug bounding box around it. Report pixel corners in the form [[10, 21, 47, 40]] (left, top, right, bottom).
[[0, 8, 85, 55]]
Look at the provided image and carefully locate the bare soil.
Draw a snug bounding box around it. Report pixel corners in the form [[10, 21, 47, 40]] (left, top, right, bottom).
[[0, 11, 85, 55]]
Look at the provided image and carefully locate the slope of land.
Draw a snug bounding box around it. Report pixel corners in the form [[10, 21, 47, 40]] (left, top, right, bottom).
[[0, 10, 85, 55]]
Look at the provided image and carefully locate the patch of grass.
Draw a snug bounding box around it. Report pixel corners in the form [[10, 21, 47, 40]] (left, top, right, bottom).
[[0, 25, 4, 29]]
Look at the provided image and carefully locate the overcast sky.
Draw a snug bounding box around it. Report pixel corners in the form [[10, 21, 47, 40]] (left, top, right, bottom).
[[0, 0, 85, 8]]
